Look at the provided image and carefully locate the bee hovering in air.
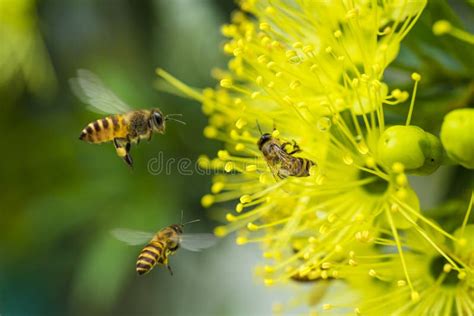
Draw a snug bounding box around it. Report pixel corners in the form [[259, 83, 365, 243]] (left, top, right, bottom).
[[70, 69, 185, 168], [111, 217, 216, 276], [256, 122, 315, 179]]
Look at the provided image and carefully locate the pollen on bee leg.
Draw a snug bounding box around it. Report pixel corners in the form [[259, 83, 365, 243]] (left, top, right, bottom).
[[116, 147, 126, 157]]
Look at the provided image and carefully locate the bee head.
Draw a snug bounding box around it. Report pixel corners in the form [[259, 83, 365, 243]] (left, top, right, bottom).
[[170, 224, 184, 235], [150, 109, 165, 133], [258, 133, 272, 150]]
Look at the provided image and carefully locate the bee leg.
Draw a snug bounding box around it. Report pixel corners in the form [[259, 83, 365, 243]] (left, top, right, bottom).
[[114, 138, 133, 168], [286, 141, 301, 155], [167, 264, 174, 276], [147, 131, 152, 142]]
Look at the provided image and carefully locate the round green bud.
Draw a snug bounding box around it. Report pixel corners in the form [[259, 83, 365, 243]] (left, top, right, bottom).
[[378, 125, 443, 174], [411, 132, 443, 175], [378, 125, 427, 170], [440, 108, 474, 169]]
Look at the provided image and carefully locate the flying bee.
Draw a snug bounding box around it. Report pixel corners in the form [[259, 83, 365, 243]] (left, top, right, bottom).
[[111, 218, 216, 276], [256, 123, 315, 179], [70, 69, 185, 168]]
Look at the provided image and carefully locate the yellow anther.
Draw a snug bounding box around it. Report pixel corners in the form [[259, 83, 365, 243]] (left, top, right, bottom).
[[411, 72, 421, 81], [247, 222, 259, 231], [458, 271, 466, 280], [397, 280, 406, 287], [203, 126, 218, 138], [396, 173, 408, 186], [411, 291, 420, 303], [368, 269, 377, 277], [391, 203, 400, 213], [365, 157, 376, 168], [302, 45, 314, 53], [214, 226, 227, 237], [264, 278, 274, 286], [236, 236, 247, 245], [264, 265, 274, 273], [246, 164, 257, 172], [230, 129, 239, 140], [433, 20, 452, 35], [226, 213, 236, 222], [235, 143, 245, 151], [285, 50, 297, 58], [292, 41, 303, 49], [259, 22, 271, 31], [322, 304, 332, 311], [272, 129, 280, 138], [321, 262, 332, 269], [220, 78, 233, 88], [218, 150, 230, 160], [325, 46, 333, 54], [256, 75, 263, 85], [201, 194, 215, 208], [334, 30, 342, 38], [235, 203, 244, 213], [224, 162, 234, 172], [251, 91, 260, 99], [289, 80, 301, 90], [257, 54, 267, 64], [443, 263, 452, 273], [211, 182, 225, 193], [240, 194, 252, 203], [236, 118, 247, 129], [392, 162, 405, 173]]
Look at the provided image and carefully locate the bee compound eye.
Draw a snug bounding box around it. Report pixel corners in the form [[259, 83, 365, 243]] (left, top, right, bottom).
[[153, 112, 163, 126]]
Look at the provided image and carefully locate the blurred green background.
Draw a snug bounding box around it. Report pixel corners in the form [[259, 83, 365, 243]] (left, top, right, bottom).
[[0, 0, 472, 315], [0, 0, 290, 315]]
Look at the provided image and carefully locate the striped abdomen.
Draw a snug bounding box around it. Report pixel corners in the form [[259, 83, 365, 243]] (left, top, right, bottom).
[[282, 157, 315, 178], [79, 115, 128, 143], [136, 240, 167, 275]]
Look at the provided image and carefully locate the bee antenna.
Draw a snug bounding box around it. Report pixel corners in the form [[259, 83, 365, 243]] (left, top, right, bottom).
[[165, 115, 186, 125], [256, 120, 263, 135], [183, 219, 200, 226]]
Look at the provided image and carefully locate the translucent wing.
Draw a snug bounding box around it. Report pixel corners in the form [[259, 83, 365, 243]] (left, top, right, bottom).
[[110, 228, 154, 246], [179, 233, 217, 252], [70, 69, 132, 114]]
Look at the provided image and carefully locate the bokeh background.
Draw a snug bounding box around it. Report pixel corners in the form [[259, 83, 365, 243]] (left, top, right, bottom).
[[0, 0, 472, 315]]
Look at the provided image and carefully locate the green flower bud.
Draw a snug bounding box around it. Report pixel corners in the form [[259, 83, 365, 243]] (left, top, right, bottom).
[[411, 132, 443, 175], [378, 125, 443, 174], [377, 125, 426, 170], [440, 108, 474, 169]]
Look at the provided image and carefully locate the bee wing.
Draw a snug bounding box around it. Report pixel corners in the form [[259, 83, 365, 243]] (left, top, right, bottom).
[[110, 228, 154, 246], [70, 69, 132, 114], [179, 233, 218, 252]]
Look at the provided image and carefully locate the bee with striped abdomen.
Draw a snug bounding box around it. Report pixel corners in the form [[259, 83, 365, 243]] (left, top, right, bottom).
[[71, 69, 184, 167], [111, 219, 216, 275], [257, 123, 315, 178]]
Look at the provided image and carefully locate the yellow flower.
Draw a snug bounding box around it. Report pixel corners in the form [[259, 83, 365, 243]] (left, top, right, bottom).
[[0, 0, 56, 96], [154, 0, 472, 311]]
